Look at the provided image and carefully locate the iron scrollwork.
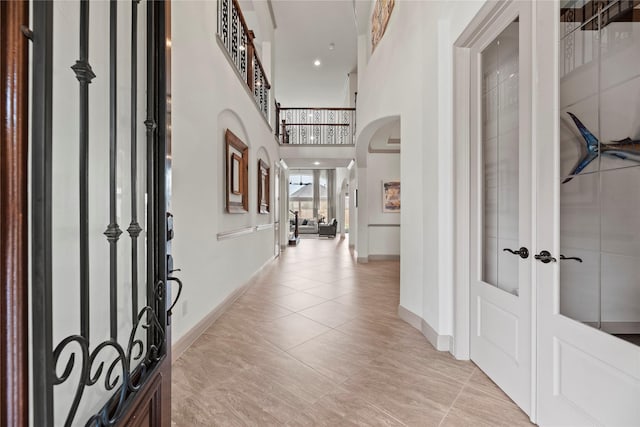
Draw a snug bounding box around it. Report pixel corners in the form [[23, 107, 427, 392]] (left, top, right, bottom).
[[53, 307, 164, 427], [32, 0, 168, 425]]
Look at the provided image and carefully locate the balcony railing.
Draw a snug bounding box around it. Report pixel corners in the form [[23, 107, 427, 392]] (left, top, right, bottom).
[[217, 0, 271, 121], [276, 107, 356, 145]]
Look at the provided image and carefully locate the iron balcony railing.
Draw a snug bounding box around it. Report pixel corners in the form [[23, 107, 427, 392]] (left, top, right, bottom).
[[276, 107, 356, 145], [217, 0, 270, 121]]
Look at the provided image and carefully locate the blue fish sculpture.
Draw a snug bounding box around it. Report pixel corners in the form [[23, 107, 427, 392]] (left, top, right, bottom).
[[564, 112, 640, 183]]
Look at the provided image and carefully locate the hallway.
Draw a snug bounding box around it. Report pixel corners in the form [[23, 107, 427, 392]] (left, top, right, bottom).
[[171, 238, 531, 426]]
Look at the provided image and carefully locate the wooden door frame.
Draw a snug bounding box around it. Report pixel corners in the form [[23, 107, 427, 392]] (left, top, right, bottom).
[[0, 1, 30, 426]]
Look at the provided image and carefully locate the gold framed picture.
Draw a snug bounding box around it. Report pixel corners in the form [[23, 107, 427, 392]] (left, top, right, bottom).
[[258, 159, 270, 214], [225, 129, 248, 213]]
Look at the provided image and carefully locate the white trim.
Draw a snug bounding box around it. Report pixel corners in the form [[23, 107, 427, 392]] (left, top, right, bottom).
[[171, 280, 250, 363], [172, 256, 276, 363], [368, 254, 400, 261], [217, 226, 255, 240], [266, 0, 277, 29], [398, 304, 422, 329], [255, 223, 274, 231], [398, 305, 452, 352], [368, 147, 400, 154], [452, 45, 471, 361], [217, 224, 275, 240]]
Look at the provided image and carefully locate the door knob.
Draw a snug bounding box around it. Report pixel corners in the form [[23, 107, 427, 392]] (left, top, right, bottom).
[[503, 247, 529, 259], [560, 254, 583, 263], [534, 250, 557, 264]]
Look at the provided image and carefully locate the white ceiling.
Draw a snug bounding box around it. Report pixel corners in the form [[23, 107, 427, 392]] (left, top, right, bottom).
[[272, 0, 360, 107], [283, 158, 353, 169]]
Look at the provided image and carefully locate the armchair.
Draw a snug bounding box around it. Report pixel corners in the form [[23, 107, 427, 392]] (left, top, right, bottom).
[[318, 218, 338, 238]]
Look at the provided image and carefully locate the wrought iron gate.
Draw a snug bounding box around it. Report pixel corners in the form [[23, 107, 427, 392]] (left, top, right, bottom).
[[31, 0, 171, 425]]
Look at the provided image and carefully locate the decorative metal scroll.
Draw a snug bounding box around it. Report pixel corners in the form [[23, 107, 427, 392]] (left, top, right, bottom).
[[31, 0, 168, 425], [53, 307, 164, 426], [279, 108, 356, 145]]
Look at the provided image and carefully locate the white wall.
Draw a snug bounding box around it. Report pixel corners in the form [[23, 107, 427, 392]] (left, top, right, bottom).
[[171, 0, 279, 344], [366, 153, 400, 256], [356, 1, 485, 345], [336, 167, 350, 234]]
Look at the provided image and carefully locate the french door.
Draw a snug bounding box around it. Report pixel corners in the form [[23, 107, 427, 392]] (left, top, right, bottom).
[[31, 1, 173, 425], [469, 0, 533, 416], [535, 1, 640, 424]]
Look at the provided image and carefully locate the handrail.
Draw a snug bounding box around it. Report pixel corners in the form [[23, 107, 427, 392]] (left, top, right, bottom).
[[278, 107, 356, 111], [277, 107, 356, 145], [284, 123, 350, 126], [217, 0, 271, 120], [230, 0, 270, 90], [252, 46, 271, 89]]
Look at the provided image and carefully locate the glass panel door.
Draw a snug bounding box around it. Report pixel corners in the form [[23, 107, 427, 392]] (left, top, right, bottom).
[[469, 2, 533, 415], [482, 20, 521, 296], [559, 0, 640, 347]]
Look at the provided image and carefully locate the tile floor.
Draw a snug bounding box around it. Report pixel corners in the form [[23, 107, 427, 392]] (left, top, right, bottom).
[[172, 237, 533, 426]]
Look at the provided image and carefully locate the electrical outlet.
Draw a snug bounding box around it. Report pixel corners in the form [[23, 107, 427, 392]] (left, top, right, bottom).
[[182, 300, 188, 316]]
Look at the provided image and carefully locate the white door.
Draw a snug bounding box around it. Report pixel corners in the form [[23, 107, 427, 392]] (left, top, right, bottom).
[[469, 1, 534, 416], [536, 1, 640, 425]]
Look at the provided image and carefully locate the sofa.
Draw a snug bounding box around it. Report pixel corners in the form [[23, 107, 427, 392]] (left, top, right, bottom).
[[318, 218, 338, 238], [296, 218, 318, 234]]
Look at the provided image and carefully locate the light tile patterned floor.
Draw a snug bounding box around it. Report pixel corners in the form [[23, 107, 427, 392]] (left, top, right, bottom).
[[172, 238, 533, 426]]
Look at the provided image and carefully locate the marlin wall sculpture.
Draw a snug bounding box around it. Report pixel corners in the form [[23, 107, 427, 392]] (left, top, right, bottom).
[[564, 112, 640, 183]]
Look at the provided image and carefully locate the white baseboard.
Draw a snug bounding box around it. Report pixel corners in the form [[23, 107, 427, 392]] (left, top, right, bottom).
[[171, 256, 275, 363], [368, 255, 400, 261], [398, 304, 452, 352]]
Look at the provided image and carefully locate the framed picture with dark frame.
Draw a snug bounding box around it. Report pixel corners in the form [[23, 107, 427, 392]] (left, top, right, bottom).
[[225, 129, 249, 213], [258, 159, 270, 214]]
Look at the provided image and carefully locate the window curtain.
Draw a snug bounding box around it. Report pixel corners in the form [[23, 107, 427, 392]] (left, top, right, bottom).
[[312, 169, 320, 220], [327, 169, 335, 220]]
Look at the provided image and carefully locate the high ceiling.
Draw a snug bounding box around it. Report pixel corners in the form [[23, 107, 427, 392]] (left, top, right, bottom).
[[272, 0, 360, 107], [283, 158, 354, 169]]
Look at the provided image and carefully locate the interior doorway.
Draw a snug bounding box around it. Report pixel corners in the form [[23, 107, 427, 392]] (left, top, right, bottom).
[[466, 0, 533, 416], [455, 1, 640, 425]]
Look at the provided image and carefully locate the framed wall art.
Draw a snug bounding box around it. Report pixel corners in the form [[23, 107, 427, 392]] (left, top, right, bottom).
[[371, 0, 395, 53], [382, 180, 400, 213], [225, 129, 249, 213], [258, 159, 270, 214]]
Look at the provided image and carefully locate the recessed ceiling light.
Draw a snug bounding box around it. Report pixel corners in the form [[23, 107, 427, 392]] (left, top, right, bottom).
[[314, 161, 320, 165], [310, 136, 315, 141], [308, 113, 313, 118], [329, 43, 335, 50], [238, 45, 246, 51], [313, 59, 321, 67]]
